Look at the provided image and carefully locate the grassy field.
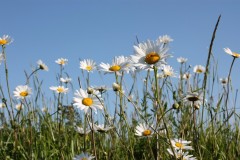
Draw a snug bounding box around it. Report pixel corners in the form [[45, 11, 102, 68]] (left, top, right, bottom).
[[0, 15, 240, 160]]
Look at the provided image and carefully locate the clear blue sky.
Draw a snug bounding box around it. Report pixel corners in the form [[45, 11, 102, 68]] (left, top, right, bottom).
[[1, 1, 240, 107]]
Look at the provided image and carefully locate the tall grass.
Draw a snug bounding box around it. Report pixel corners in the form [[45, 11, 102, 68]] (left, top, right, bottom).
[[0, 15, 240, 160]]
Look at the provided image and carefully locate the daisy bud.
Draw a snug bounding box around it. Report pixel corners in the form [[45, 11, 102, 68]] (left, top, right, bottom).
[[87, 87, 94, 94], [112, 83, 120, 91], [172, 102, 179, 109]]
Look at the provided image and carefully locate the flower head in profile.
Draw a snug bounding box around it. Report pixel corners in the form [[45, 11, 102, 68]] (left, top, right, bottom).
[[37, 60, 49, 71], [131, 37, 171, 70], [80, 59, 97, 72], [75, 126, 91, 135], [99, 56, 128, 75], [13, 85, 32, 99], [177, 57, 188, 64], [167, 148, 196, 160], [60, 77, 72, 84], [193, 65, 205, 74], [91, 123, 114, 133], [73, 152, 95, 160], [224, 47, 240, 58], [49, 86, 68, 94], [170, 138, 193, 150], [0, 35, 13, 46], [162, 65, 176, 77], [158, 35, 173, 44], [182, 73, 191, 80], [219, 77, 228, 86], [135, 123, 154, 137], [183, 91, 204, 109], [55, 58, 68, 66], [73, 88, 103, 113]]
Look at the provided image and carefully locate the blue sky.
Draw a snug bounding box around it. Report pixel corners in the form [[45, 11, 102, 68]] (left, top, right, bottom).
[[1, 1, 240, 109]]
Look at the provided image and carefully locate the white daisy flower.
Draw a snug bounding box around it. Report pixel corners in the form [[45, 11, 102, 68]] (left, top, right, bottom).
[[224, 47, 240, 58], [91, 123, 114, 133], [37, 59, 49, 71], [99, 56, 128, 75], [135, 123, 153, 137], [73, 152, 95, 160], [75, 126, 91, 135], [15, 103, 24, 111], [182, 73, 191, 80], [162, 65, 176, 77], [170, 138, 193, 150], [177, 57, 188, 64], [49, 86, 68, 94], [73, 88, 103, 113], [158, 35, 173, 44], [80, 59, 97, 72], [167, 148, 197, 160], [219, 77, 228, 86], [0, 35, 13, 45], [55, 58, 68, 66], [193, 65, 205, 74], [112, 82, 121, 91], [93, 85, 110, 93], [60, 77, 72, 84], [131, 38, 171, 70], [13, 85, 32, 99]]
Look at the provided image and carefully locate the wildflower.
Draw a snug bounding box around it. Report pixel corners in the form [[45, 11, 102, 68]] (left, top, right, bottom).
[[73, 152, 95, 160], [170, 138, 193, 150], [162, 65, 176, 77], [41, 107, 48, 113], [75, 126, 91, 135], [13, 85, 32, 99], [55, 58, 68, 66], [93, 85, 109, 94], [131, 37, 171, 70], [177, 57, 188, 64], [158, 35, 173, 44], [15, 104, 24, 111], [224, 47, 240, 58], [37, 60, 49, 71], [193, 65, 205, 74], [0, 35, 13, 46], [135, 123, 153, 137], [182, 73, 191, 80], [60, 77, 72, 84], [98, 56, 128, 75], [0, 103, 6, 109], [112, 82, 120, 91], [219, 77, 228, 86], [80, 59, 97, 72], [73, 88, 103, 113], [183, 91, 204, 109], [91, 123, 114, 133], [49, 86, 68, 94], [167, 148, 197, 160]]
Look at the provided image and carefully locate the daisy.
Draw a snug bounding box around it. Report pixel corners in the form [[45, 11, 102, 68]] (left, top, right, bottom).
[[167, 148, 197, 160], [13, 85, 32, 99], [224, 47, 240, 58], [55, 58, 68, 66], [158, 35, 173, 44], [37, 60, 49, 71], [182, 73, 191, 80], [177, 57, 188, 64], [41, 107, 48, 113], [80, 59, 97, 72], [112, 82, 121, 91], [183, 91, 204, 109], [135, 123, 154, 137], [170, 138, 193, 150], [73, 88, 103, 113], [193, 65, 205, 74], [73, 152, 95, 160], [49, 86, 68, 94], [0, 103, 6, 109], [15, 103, 24, 111], [91, 123, 114, 133], [219, 77, 228, 86], [98, 56, 128, 75], [60, 77, 72, 84], [162, 65, 176, 77], [0, 35, 13, 45], [131, 38, 171, 70], [93, 85, 109, 94], [75, 126, 91, 135]]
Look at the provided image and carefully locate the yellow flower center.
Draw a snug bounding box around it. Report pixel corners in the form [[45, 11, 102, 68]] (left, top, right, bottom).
[[109, 65, 121, 71], [86, 66, 92, 71], [57, 87, 64, 93], [82, 98, 93, 106], [0, 39, 7, 45], [196, 69, 203, 73], [143, 129, 151, 136], [82, 158, 87, 160], [20, 91, 28, 97], [60, 60, 65, 65], [232, 52, 240, 58], [145, 52, 160, 64], [175, 142, 184, 149]]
